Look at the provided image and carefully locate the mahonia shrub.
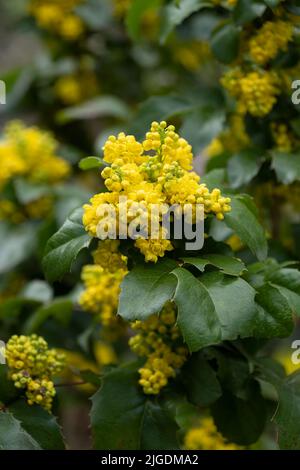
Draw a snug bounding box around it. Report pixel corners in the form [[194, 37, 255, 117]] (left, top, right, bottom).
[[38, 120, 300, 450]]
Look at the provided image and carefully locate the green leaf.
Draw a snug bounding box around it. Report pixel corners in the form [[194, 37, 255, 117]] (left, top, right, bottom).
[[275, 372, 300, 450], [211, 22, 240, 63], [79, 156, 106, 171], [254, 283, 294, 338], [0, 223, 37, 274], [56, 96, 131, 124], [182, 353, 222, 407], [225, 195, 268, 261], [199, 272, 258, 341], [42, 208, 92, 283], [233, 0, 266, 25], [160, 0, 210, 43], [141, 401, 179, 450], [118, 258, 177, 321], [227, 149, 262, 188], [0, 365, 20, 404], [183, 254, 246, 276], [267, 268, 300, 315], [271, 151, 300, 184], [211, 380, 268, 445], [0, 412, 41, 450], [24, 299, 73, 334], [171, 268, 221, 351], [9, 400, 65, 450], [91, 364, 179, 450], [126, 0, 161, 40]]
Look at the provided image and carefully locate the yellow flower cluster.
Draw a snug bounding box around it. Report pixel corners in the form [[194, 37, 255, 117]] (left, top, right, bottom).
[[0, 121, 70, 222], [0, 121, 70, 187], [6, 335, 65, 411], [29, 0, 84, 40], [271, 122, 297, 152], [222, 69, 280, 117], [54, 72, 99, 106], [83, 122, 231, 263], [79, 240, 128, 335], [129, 302, 188, 395], [184, 417, 241, 450], [249, 21, 293, 66]]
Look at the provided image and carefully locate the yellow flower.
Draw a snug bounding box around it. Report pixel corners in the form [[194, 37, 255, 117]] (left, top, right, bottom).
[[271, 122, 296, 152], [55, 72, 99, 105], [249, 21, 293, 66], [79, 240, 128, 336], [29, 0, 85, 40], [6, 334, 65, 411], [82, 121, 231, 262], [184, 417, 242, 450], [222, 69, 280, 117], [129, 302, 188, 395]]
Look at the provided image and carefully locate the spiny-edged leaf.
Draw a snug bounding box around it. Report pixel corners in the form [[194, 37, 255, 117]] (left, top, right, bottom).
[[233, 0, 266, 25], [182, 254, 246, 276], [211, 22, 240, 63], [0, 412, 41, 450], [56, 96, 130, 123], [126, 0, 161, 40], [140, 401, 179, 450], [118, 258, 177, 321], [160, 0, 210, 43], [225, 194, 268, 261], [227, 149, 262, 188], [254, 283, 294, 338], [271, 151, 300, 184], [267, 268, 300, 316], [90, 364, 179, 450], [171, 268, 221, 351], [211, 380, 268, 445], [274, 372, 300, 450], [200, 272, 258, 341], [0, 222, 36, 274], [9, 400, 65, 450], [79, 156, 106, 171], [182, 352, 222, 407], [24, 298, 73, 334], [21, 280, 53, 303], [42, 207, 92, 283]]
